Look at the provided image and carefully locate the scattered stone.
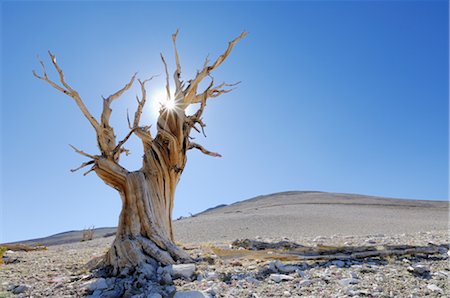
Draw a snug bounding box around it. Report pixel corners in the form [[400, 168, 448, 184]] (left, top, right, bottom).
[[426, 284, 444, 294], [269, 260, 298, 273], [11, 284, 29, 294], [331, 260, 345, 268], [2, 256, 20, 264], [269, 274, 294, 283], [0, 231, 448, 297], [173, 291, 208, 298], [298, 279, 313, 287], [82, 278, 108, 291], [407, 264, 430, 277], [170, 264, 196, 279], [205, 271, 218, 280], [338, 278, 359, 286]]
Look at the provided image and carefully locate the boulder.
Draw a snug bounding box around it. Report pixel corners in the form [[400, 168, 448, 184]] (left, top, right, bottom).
[[170, 264, 196, 279]]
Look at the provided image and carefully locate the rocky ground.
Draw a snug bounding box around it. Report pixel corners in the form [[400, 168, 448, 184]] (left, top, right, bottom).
[[0, 230, 449, 297]]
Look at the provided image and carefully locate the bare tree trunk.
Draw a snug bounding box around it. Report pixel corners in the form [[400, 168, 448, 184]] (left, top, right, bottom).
[[33, 30, 246, 277], [104, 171, 191, 276]]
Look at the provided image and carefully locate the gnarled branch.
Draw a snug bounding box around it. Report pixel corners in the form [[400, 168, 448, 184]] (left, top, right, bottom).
[[188, 142, 222, 157], [183, 31, 247, 104], [101, 73, 137, 126], [33, 51, 100, 130], [172, 29, 183, 94]]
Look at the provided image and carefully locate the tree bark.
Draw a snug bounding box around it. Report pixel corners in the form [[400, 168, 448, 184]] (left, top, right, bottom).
[[33, 31, 246, 278]]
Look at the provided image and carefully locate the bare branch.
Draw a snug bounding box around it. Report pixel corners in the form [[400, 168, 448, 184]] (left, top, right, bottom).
[[188, 142, 222, 157], [33, 52, 100, 130], [101, 73, 137, 125], [192, 80, 241, 104], [184, 31, 247, 103], [104, 73, 137, 104], [134, 77, 156, 128], [71, 160, 95, 172], [172, 29, 182, 93], [69, 144, 96, 159], [160, 53, 171, 100], [83, 167, 96, 176], [208, 32, 247, 72], [112, 128, 136, 156]]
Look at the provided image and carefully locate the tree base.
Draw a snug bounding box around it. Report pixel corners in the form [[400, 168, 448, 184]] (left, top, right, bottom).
[[98, 235, 193, 277]]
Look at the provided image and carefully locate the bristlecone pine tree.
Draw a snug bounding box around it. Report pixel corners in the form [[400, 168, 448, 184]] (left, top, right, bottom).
[[33, 31, 247, 276]]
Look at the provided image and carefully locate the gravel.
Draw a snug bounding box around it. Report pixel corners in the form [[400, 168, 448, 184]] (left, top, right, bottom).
[[1, 230, 448, 297]]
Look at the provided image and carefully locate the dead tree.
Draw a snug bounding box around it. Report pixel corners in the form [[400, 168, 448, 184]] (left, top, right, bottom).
[[33, 31, 247, 275]]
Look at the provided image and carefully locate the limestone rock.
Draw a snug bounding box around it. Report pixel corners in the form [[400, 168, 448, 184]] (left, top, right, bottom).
[[82, 278, 108, 291], [170, 264, 196, 279], [270, 274, 294, 283], [173, 291, 208, 298]]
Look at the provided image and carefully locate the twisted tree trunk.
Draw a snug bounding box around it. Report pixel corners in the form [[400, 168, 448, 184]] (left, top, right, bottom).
[[102, 110, 192, 275], [33, 30, 246, 277]]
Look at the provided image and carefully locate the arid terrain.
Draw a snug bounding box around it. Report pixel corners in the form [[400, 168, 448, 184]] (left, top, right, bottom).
[[1, 191, 449, 297]]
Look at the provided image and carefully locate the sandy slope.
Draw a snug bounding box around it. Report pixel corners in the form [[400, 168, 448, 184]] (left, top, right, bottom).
[[7, 191, 448, 247], [174, 191, 449, 244]]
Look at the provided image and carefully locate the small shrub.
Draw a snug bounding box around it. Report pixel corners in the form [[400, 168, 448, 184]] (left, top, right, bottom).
[[81, 226, 95, 242], [0, 246, 7, 264]]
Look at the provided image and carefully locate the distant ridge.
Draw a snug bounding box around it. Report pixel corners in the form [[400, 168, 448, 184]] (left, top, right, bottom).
[[4, 191, 448, 246]]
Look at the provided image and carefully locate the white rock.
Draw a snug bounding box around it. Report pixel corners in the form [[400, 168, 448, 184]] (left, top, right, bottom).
[[338, 278, 359, 286], [283, 291, 291, 297], [206, 271, 218, 280], [313, 236, 326, 242], [298, 279, 313, 287], [170, 264, 196, 279], [269, 260, 298, 273], [270, 274, 294, 283], [427, 284, 443, 294], [82, 278, 108, 291], [173, 291, 208, 298]]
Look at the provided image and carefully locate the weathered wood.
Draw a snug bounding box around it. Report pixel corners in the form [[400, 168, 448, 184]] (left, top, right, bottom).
[[215, 239, 449, 262], [33, 31, 246, 275]]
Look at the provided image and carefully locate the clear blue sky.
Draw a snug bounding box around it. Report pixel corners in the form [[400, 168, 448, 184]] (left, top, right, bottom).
[[1, 1, 448, 243]]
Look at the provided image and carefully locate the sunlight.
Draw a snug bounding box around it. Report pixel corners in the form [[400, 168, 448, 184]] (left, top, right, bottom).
[[149, 88, 176, 117]]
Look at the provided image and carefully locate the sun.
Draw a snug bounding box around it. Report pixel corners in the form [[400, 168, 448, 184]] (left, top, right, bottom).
[[149, 88, 176, 117]]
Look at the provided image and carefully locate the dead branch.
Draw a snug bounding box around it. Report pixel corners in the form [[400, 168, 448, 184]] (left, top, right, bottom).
[[184, 31, 247, 104], [69, 144, 96, 159], [188, 142, 222, 157], [160, 53, 172, 101], [71, 160, 95, 172], [101, 73, 137, 125], [33, 52, 100, 130], [172, 29, 182, 93], [215, 239, 448, 262]]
